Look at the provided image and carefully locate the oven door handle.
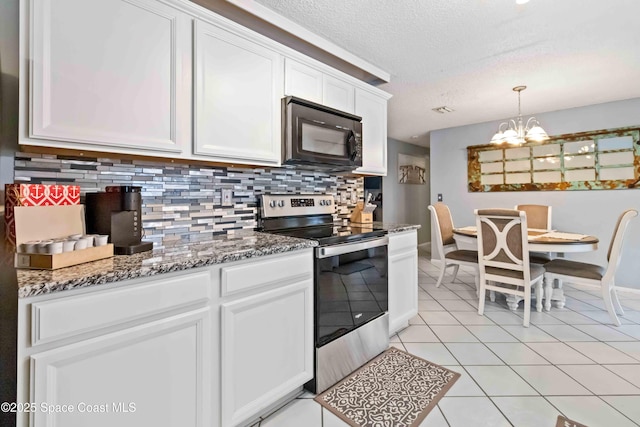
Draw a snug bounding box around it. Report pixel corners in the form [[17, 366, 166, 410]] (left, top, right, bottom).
[[316, 236, 388, 258]]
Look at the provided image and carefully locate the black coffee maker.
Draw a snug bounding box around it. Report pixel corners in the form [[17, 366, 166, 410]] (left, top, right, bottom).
[[85, 186, 153, 255]]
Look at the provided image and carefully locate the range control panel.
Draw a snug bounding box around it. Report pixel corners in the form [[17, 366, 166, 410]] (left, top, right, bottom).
[[291, 198, 315, 207], [261, 194, 334, 218]]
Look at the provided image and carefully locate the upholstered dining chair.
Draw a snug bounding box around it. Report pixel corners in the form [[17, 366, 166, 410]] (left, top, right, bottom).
[[543, 209, 638, 327], [428, 203, 478, 289], [475, 209, 545, 327], [515, 204, 553, 265], [515, 204, 552, 230]]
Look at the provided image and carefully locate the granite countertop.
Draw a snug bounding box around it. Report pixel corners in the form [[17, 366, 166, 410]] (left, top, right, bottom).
[[17, 231, 317, 298], [372, 222, 421, 233], [16, 223, 420, 298]]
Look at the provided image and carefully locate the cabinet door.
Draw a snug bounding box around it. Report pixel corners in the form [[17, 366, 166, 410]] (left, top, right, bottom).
[[221, 279, 313, 427], [388, 232, 418, 335], [354, 88, 388, 175], [29, 0, 191, 153], [284, 59, 323, 103], [194, 20, 282, 164], [323, 75, 355, 114], [29, 308, 211, 427]]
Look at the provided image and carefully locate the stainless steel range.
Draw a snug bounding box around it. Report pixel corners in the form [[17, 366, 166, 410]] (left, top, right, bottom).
[[260, 194, 389, 393]]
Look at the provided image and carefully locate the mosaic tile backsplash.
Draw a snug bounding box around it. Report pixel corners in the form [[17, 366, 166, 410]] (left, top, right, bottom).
[[14, 153, 364, 247]]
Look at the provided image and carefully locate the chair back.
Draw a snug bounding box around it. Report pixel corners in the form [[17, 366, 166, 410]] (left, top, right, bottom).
[[475, 209, 531, 284], [604, 209, 638, 282], [428, 203, 456, 261], [515, 204, 552, 230]]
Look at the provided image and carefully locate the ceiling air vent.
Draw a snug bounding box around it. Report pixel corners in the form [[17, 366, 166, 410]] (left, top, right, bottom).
[[432, 106, 454, 114]]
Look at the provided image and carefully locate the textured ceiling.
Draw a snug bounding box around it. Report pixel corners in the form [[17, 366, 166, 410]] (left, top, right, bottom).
[[253, 0, 640, 147]]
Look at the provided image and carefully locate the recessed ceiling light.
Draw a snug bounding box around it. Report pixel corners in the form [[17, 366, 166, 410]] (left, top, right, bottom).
[[516, 0, 530, 4], [432, 106, 454, 114]]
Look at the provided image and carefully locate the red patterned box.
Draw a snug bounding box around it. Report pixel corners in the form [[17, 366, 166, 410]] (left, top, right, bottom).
[[4, 184, 81, 245]]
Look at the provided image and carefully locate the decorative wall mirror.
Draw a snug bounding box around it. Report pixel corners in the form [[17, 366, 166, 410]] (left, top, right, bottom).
[[467, 126, 640, 192]]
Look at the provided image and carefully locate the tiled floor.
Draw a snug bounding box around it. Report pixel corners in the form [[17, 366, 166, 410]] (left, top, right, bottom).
[[256, 252, 640, 427]]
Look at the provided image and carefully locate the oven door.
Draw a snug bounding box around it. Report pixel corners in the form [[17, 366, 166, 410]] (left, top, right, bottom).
[[315, 237, 388, 347], [283, 96, 362, 169]]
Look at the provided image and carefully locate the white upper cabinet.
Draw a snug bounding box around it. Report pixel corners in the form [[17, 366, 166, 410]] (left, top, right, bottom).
[[193, 20, 282, 164], [284, 59, 323, 104], [21, 0, 390, 169], [323, 75, 355, 114], [284, 58, 355, 114], [285, 57, 390, 175], [26, 0, 192, 153], [355, 88, 390, 176]]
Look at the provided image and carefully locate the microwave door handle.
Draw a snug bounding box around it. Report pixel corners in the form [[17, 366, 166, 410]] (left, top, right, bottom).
[[347, 130, 357, 161]]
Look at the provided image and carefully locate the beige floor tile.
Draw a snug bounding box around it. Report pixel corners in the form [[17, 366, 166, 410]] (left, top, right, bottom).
[[486, 342, 550, 365], [464, 366, 538, 396], [438, 397, 511, 427], [558, 364, 640, 395], [548, 396, 637, 427], [510, 365, 591, 395], [491, 397, 563, 427]]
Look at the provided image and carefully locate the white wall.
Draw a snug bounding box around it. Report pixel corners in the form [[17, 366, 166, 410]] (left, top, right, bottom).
[[383, 138, 430, 244], [430, 97, 640, 290]]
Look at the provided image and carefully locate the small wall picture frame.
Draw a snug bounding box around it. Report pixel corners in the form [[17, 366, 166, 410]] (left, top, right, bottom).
[[398, 154, 427, 184]]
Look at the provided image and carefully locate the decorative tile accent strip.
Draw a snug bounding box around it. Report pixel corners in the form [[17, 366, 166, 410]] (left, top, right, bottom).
[[14, 153, 364, 246]]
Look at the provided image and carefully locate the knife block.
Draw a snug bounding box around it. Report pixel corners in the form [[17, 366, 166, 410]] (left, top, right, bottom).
[[350, 202, 373, 224]]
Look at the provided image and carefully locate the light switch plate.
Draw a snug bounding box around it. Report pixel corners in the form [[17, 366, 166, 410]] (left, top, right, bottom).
[[222, 189, 233, 206]]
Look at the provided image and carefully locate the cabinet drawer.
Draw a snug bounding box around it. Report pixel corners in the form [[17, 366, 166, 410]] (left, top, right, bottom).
[[31, 271, 211, 346], [221, 250, 312, 297], [389, 230, 417, 252]]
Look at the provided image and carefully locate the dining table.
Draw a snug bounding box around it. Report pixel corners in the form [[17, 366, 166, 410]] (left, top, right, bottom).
[[452, 226, 599, 310]]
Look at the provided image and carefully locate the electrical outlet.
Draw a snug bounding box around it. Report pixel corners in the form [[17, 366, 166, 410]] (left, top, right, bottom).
[[222, 189, 233, 206], [437, 193, 443, 202]]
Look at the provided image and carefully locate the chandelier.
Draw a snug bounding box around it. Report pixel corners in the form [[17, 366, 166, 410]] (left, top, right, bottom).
[[490, 86, 549, 145]]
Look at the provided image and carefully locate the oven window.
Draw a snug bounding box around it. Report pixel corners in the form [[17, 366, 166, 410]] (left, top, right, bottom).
[[301, 123, 348, 156], [316, 246, 388, 347]]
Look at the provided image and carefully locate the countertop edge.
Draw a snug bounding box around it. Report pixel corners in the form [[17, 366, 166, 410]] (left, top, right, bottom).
[[17, 224, 421, 298]]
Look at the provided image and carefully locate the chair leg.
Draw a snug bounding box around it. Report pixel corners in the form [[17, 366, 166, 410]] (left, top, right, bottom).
[[602, 285, 622, 327], [523, 299, 530, 327], [477, 278, 486, 316], [474, 273, 480, 297], [543, 275, 553, 311], [611, 287, 625, 316], [555, 278, 566, 309], [450, 264, 460, 283], [435, 263, 447, 288], [535, 280, 543, 313]]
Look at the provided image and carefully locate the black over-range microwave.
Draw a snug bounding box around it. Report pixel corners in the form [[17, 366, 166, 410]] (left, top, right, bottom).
[[282, 96, 363, 171]]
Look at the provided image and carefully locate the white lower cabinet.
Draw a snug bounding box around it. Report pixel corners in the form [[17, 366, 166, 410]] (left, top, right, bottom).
[[17, 249, 314, 427], [388, 230, 419, 335], [17, 270, 213, 427], [29, 308, 211, 427], [220, 278, 313, 427]]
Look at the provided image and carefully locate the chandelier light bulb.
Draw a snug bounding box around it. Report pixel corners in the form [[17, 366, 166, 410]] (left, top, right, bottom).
[[489, 86, 549, 145]]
